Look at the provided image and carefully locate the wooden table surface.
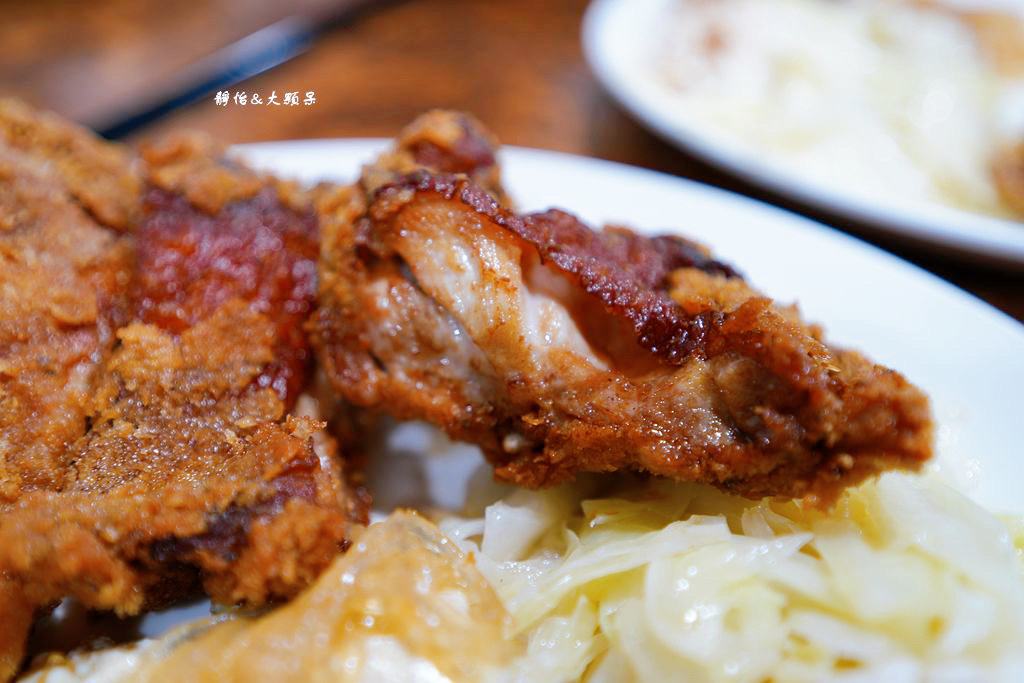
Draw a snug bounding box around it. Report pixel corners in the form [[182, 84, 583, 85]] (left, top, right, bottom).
[[4, 0, 1023, 323]]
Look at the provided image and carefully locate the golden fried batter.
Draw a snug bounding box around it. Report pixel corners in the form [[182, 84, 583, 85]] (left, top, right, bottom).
[[2, 305, 364, 611], [0, 108, 138, 682], [0, 147, 132, 503]]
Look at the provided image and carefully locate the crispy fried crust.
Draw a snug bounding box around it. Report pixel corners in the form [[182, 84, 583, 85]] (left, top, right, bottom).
[[315, 111, 933, 503], [0, 147, 133, 503], [0, 98, 142, 231], [0, 108, 367, 678], [361, 109, 505, 200], [137, 185, 317, 407], [0, 144, 367, 610], [0, 109, 139, 680]]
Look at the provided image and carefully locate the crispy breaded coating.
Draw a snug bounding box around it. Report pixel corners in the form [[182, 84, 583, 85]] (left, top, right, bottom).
[[0, 98, 142, 231], [0, 106, 367, 679], [361, 109, 505, 200], [314, 111, 932, 503], [0, 134, 367, 608], [0, 147, 133, 503], [1, 305, 362, 610], [0, 109, 137, 681]]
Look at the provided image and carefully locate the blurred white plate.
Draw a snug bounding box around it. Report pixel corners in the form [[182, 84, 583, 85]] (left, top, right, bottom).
[[126, 139, 1023, 639], [582, 0, 1024, 267]]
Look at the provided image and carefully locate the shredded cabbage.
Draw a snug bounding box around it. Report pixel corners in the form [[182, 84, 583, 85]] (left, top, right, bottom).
[[440, 473, 1024, 682]]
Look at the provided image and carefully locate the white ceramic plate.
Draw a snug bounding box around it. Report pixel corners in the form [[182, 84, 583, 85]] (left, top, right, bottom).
[[128, 138, 1024, 639], [581, 0, 1024, 267]]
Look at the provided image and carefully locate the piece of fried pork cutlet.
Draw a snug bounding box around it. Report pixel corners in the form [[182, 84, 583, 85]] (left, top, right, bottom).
[[314, 111, 932, 504], [0, 110, 367, 680]]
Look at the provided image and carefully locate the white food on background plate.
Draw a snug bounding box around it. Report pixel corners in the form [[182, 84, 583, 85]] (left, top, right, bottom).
[[652, 0, 1024, 219]]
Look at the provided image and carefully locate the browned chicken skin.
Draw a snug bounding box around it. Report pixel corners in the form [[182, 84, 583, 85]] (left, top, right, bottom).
[[0, 105, 366, 680], [314, 111, 932, 504]]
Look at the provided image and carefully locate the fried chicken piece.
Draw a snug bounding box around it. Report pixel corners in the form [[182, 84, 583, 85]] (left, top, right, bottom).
[[0, 109, 137, 681], [314, 111, 932, 503], [0, 124, 367, 678]]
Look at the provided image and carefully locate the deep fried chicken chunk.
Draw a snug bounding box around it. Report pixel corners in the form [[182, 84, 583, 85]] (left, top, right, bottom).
[[314, 111, 932, 503], [0, 125, 136, 681], [0, 119, 367, 679]]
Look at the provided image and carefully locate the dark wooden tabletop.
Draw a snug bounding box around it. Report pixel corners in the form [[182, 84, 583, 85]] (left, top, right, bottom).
[[4, 0, 1023, 323]]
